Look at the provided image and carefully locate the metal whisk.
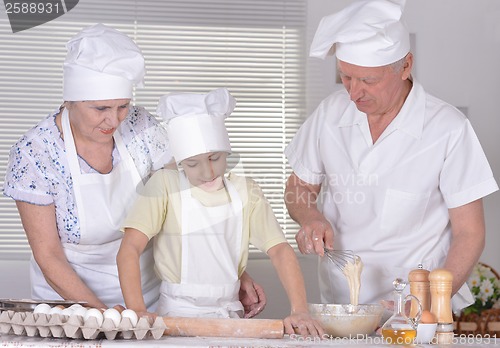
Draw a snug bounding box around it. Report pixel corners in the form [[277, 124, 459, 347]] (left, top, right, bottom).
[[324, 249, 358, 272]]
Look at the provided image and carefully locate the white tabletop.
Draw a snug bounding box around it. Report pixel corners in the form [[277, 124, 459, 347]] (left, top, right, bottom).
[[2, 334, 500, 347]]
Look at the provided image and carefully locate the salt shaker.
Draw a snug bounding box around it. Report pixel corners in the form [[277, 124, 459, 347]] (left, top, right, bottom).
[[429, 268, 454, 344]]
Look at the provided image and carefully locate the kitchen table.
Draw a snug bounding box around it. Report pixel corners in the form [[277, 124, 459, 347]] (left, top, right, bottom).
[[1, 333, 500, 347]]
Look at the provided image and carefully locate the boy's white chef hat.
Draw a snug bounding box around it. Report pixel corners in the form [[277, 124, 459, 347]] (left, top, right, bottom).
[[309, 0, 410, 67], [63, 23, 145, 101], [157, 88, 235, 164]]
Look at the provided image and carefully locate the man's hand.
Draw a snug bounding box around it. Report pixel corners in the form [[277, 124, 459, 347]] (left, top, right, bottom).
[[295, 218, 334, 256], [285, 172, 334, 256]]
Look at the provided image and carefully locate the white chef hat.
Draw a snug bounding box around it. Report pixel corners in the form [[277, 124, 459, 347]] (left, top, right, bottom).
[[309, 0, 410, 67], [157, 88, 235, 164], [63, 23, 145, 101]]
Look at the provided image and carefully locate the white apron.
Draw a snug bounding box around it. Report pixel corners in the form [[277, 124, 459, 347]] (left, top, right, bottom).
[[30, 109, 160, 309], [157, 172, 244, 317]]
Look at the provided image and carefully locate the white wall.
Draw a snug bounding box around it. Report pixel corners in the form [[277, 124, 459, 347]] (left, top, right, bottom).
[[403, 1, 500, 273], [244, 256, 320, 319], [1, 0, 499, 321], [0, 260, 31, 299]]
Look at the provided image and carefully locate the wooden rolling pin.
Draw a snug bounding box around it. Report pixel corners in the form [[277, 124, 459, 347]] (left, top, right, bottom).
[[163, 316, 284, 338]]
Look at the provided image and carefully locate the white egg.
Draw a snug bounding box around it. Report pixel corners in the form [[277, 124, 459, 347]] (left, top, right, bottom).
[[84, 308, 104, 326], [103, 308, 122, 327], [33, 303, 51, 314], [69, 303, 83, 310], [61, 307, 74, 316], [48, 306, 63, 315], [121, 309, 138, 326], [71, 306, 88, 318], [113, 304, 126, 313]]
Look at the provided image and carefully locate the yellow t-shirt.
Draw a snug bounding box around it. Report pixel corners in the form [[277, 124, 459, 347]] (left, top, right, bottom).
[[122, 169, 287, 283]]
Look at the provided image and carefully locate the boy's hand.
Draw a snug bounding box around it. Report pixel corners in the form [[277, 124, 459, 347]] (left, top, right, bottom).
[[284, 311, 324, 337], [239, 272, 267, 318]]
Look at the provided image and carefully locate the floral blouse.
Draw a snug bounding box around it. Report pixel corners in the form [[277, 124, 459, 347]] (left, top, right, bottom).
[[3, 105, 172, 244]]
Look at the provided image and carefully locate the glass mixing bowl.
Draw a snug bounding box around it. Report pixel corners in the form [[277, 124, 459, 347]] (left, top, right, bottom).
[[308, 303, 384, 338]]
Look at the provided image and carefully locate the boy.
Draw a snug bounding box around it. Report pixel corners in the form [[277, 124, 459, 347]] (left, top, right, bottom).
[[117, 88, 323, 336]]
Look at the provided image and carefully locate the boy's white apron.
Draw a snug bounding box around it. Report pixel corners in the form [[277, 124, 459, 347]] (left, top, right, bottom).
[[157, 172, 244, 317]]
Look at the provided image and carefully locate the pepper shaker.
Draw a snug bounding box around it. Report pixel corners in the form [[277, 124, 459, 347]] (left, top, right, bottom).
[[429, 268, 454, 344], [409, 264, 430, 318]]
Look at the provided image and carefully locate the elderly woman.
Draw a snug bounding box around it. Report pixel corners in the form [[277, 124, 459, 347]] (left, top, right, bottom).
[[3, 24, 265, 315]]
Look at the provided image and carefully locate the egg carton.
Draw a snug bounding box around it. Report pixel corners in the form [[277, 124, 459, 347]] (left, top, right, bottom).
[[0, 309, 166, 340]]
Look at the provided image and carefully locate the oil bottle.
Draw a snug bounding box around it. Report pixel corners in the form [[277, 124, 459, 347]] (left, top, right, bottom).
[[381, 278, 422, 345]]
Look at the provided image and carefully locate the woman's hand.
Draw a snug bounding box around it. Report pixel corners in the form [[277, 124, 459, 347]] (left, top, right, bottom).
[[135, 310, 158, 325], [239, 271, 267, 318]]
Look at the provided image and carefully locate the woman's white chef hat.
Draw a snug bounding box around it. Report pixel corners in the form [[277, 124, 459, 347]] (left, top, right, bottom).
[[309, 0, 410, 67], [156, 88, 235, 164], [63, 23, 145, 101]]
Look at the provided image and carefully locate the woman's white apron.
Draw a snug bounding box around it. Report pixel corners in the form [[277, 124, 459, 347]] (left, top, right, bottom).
[[30, 109, 159, 309], [157, 172, 244, 317]]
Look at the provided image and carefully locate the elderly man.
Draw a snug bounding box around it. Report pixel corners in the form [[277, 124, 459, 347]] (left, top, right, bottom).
[[285, 0, 498, 309]]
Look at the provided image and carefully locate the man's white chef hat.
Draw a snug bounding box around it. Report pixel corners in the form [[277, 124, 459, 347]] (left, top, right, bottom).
[[309, 0, 410, 67], [156, 88, 235, 164], [63, 23, 145, 101]]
